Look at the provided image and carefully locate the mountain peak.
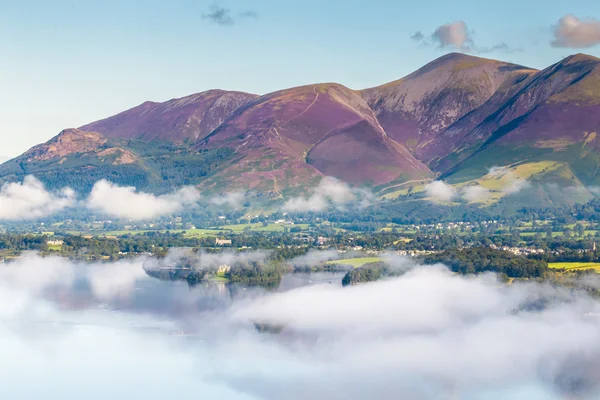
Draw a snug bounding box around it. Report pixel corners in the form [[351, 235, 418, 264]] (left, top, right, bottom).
[[561, 53, 600, 65], [24, 129, 107, 161], [80, 90, 258, 142]]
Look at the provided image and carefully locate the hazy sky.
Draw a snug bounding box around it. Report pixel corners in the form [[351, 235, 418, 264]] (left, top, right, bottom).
[[1, 0, 599, 156]]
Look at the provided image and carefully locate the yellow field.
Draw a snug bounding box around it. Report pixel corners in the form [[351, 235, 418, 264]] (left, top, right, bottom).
[[457, 161, 563, 205], [326, 257, 383, 268], [549, 262, 600, 272]]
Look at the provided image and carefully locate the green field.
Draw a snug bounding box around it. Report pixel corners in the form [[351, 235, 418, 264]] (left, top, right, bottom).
[[549, 262, 600, 272], [521, 231, 598, 238], [326, 257, 383, 268], [219, 223, 305, 232], [65, 223, 309, 238]]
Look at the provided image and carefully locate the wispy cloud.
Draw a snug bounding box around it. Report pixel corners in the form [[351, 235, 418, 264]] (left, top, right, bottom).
[[487, 166, 531, 195], [209, 191, 247, 209], [461, 184, 491, 202], [203, 5, 258, 26], [551, 14, 600, 48], [283, 177, 373, 212], [425, 171, 528, 204], [202, 5, 234, 25], [0, 176, 75, 220], [410, 31, 425, 41], [239, 10, 258, 19], [86, 180, 201, 220]]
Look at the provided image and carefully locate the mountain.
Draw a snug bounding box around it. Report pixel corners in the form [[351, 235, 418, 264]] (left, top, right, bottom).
[[0, 129, 233, 194], [362, 53, 538, 164], [440, 54, 600, 187], [196, 83, 433, 194], [80, 90, 257, 142], [2, 52, 600, 209]]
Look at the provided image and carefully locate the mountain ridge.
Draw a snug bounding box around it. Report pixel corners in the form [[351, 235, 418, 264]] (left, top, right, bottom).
[[2, 52, 600, 207]]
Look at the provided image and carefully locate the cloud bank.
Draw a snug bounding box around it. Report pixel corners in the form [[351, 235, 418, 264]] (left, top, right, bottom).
[[551, 14, 600, 48], [283, 177, 372, 212], [0, 176, 75, 220], [1, 253, 600, 399], [87, 180, 201, 220]]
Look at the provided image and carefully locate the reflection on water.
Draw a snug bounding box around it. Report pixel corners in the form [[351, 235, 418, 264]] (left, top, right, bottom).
[[45, 271, 347, 322]]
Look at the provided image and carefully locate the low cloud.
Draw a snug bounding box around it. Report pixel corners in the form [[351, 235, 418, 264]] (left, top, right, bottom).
[[209, 191, 246, 209], [203, 5, 258, 26], [424, 180, 457, 202], [1, 254, 600, 398], [551, 14, 600, 48], [87, 180, 201, 220], [0, 176, 75, 220], [411, 21, 520, 54], [143, 247, 271, 272], [488, 166, 531, 195], [425, 173, 527, 204], [461, 184, 492, 202], [287, 249, 341, 268], [283, 177, 373, 212], [589, 186, 600, 196]]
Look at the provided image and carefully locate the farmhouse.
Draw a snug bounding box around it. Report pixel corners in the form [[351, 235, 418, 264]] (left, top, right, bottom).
[[215, 238, 232, 246]]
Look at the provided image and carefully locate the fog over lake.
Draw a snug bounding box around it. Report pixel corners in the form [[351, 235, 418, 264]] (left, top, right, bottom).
[[1, 252, 599, 400]]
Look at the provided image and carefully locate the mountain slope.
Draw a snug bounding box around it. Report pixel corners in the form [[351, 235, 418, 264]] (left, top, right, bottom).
[[0, 129, 234, 194], [443, 54, 600, 187], [2, 52, 600, 208], [362, 53, 537, 164], [81, 90, 258, 142], [196, 83, 434, 194]]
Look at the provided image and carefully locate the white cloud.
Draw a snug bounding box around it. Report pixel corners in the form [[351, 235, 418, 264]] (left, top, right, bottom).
[[551, 14, 600, 48], [432, 21, 472, 51], [488, 166, 531, 195], [589, 186, 600, 196], [283, 177, 372, 212], [287, 250, 341, 268], [210, 191, 246, 209], [1, 254, 600, 398], [86, 180, 201, 220], [402, 171, 529, 204], [411, 21, 520, 54], [424, 180, 457, 202], [142, 248, 271, 272], [0, 176, 75, 220], [461, 185, 491, 202], [503, 178, 531, 194]]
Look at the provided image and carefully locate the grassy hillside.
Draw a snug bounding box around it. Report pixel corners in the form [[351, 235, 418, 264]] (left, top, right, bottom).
[[0, 138, 233, 194]]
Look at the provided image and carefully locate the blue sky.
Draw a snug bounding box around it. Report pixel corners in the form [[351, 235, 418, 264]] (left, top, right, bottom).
[[1, 0, 599, 156]]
